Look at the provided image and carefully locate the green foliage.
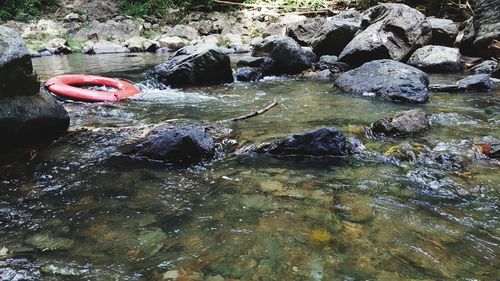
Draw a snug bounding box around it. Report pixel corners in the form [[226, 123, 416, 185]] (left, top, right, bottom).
[[66, 37, 86, 53], [0, 0, 60, 21], [117, 0, 215, 18]]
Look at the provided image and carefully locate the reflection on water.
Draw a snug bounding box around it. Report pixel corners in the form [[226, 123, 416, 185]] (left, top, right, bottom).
[[0, 54, 499, 280]]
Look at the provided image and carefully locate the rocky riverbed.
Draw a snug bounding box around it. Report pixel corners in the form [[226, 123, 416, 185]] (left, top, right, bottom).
[[1, 0, 499, 280]]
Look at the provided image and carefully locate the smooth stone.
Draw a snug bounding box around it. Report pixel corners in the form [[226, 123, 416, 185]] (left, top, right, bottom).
[[256, 127, 351, 157], [407, 45, 461, 73], [154, 45, 233, 87], [311, 11, 361, 56], [128, 124, 215, 164], [335, 59, 429, 103], [471, 60, 498, 74], [368, 109, 430, 137], [252, 35, 312, 75], [428, 17, 458, 47]]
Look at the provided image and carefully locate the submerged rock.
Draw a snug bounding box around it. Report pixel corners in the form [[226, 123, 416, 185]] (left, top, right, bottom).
[[0, 26, 69, 145], [334, 59, 429, 103], [368, 109, 430, 137], [459, 0, 500, 57], [407, 45, 461, 73], [256, 127, 351, 157], [471, 60, 498, 74], [428, 17, 458, 47], [128, 124, 215, 164], [475, 136, 500, 159], [456, 74, 493, 91], [339, 4, 431, 66], [154, 44, 233, 87], [252, 35, 312, 75], [429, 74, 493, 92]]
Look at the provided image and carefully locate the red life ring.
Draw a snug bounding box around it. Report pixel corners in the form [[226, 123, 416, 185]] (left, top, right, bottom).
[[45, 75, 141, 102]]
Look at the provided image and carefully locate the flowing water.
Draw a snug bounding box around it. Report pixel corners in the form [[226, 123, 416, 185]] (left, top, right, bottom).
[[0, 53, 498, 280]]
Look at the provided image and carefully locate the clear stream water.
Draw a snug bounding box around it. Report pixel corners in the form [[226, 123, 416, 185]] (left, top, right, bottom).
[[0, 53, 498, 280]]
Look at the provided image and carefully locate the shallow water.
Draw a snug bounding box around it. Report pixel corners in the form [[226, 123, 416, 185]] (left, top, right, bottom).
[[1, 53, 499, 280]]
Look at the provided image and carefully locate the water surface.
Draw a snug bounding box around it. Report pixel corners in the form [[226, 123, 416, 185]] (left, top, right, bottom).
[[1, 53, 498, 280]]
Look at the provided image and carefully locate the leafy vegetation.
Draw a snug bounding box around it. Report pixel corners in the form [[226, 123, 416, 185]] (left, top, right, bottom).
[[117, 0, 215, 18], [0, 0, 60, 20]]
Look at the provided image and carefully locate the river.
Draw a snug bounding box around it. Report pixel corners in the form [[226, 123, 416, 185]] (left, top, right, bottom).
[[0, 53, 498, 280]]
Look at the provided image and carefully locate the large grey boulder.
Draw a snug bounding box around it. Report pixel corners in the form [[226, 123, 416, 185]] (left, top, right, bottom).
[[368, 109, 430, 137], [252, 35, 312, 75], [287, 17, 326, 46], [339, 4, 431, 67], [128, 124, 215, 164], [0, 26, 39, 97], [459, 0, 500, 58], [154, 44, 233, 88], [407, 45, 462, 73], [256, 127, 351, 157], [428, 17, 459, 47], [334, 59, 429, 103], [0, 26, 69, 144], [310, 11, 361, 56]]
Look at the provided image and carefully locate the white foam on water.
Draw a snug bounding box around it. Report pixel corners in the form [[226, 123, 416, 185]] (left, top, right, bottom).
[[132, 88, 219, 104]]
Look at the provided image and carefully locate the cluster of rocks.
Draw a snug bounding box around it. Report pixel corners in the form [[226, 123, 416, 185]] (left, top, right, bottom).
[[0, 26, 69, 145]]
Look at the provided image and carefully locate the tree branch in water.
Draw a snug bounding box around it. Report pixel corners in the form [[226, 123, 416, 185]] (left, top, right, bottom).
[[226, 100, 279, 122]]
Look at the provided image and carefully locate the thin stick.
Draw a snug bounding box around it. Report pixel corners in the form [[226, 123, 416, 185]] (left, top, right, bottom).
[[227, 100, 279, 122]]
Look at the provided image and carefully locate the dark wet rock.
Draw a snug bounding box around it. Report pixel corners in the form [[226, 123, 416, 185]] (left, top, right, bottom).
[[339, 4, 431, 67], [236, 56, 274, 69], [0, 91, 70, 144], [407, 45, 461, 73], [459, 0, 500, 57], [302, 47, 318, 63], [493, 64, 500, 78], [154, 45, 233, 87], [334, 59, 429, 103], [310, 15, 361, 56], [252, 35, 312, 75], [256, 127, 351, 157], [429, 74, 493, 92], [368, 109, 430, 137], [287, 17, 326, 46], [428, 17, 459, 47], [0, 26, 39, 97], [313, 55, 350, 74], [0, 26, 69, 145], [128, 124, 215, 164], [457, 74, 493, 91], [471, 60, 498, 74], [235, 67, 263, 82]]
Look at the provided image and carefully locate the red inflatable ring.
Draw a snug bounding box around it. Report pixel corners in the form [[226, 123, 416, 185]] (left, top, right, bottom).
[[45, 75, 141, 102]]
